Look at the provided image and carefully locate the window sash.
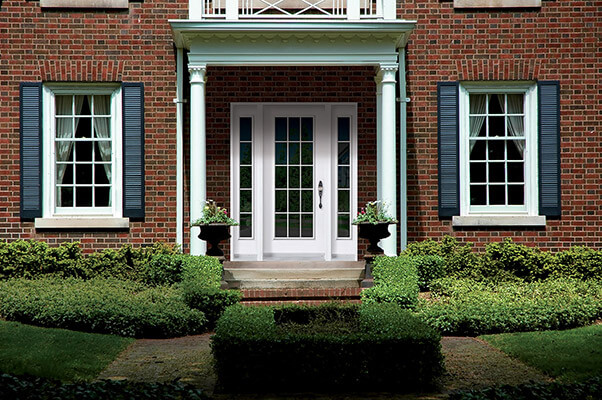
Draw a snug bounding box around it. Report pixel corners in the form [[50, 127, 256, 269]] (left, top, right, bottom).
[[459, 83, 538, 216], [43, 85, 122, 217]]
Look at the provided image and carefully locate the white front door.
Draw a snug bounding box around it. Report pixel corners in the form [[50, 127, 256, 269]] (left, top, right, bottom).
[[231, 103, 357, 261]]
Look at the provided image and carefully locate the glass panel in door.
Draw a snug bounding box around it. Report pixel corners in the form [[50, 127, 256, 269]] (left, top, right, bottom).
[[274, 117, 314, 238]]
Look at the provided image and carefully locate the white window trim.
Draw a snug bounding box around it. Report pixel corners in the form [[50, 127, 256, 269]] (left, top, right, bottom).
[[456, 82, 541, 226], [40, 84, 123, 223]]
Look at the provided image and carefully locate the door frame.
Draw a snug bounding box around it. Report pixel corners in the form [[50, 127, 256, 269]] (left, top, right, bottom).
[[230, 103, 358, 261]]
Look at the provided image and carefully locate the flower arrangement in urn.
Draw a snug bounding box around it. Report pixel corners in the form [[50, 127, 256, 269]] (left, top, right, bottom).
[[352, 201, 397, 225], [191, 200, 238, 226], [353, 201, 397, 255], [192, 200, 237, 257]]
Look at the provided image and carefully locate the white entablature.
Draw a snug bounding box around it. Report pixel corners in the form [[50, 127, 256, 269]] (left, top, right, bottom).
[[189, 0, 397, 21]]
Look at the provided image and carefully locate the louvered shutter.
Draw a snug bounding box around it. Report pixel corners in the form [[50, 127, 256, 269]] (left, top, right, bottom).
[[538, 81, 561, 217], [438, 82, 460, 217], [20, 82, 43, 220], [122, 82, 145, 219]]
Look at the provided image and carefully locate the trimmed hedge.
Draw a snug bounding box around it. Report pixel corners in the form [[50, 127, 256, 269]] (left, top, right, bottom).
[[418, 278, 602, 336], [361, 256, 420, 309], [0, 374, 209, 400], [0, 277, 206, 338], [404, 236, 602, 283], [180, 282, 242, 328], [0, 240, 224, 288], [449, 376, 602, 400], [212, 303, 443, 392]]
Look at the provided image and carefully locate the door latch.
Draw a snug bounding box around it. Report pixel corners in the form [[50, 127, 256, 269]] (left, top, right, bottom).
[[318, 181, 323, 209]]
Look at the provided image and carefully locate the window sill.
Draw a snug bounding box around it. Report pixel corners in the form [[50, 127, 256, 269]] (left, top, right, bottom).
[[452, 215, 546, 227], [35, 217, 130, 229], [40, 0, 128, 8], [453, 0, 541, 8]]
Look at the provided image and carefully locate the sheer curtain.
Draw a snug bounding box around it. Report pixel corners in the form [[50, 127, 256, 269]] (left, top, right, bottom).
[[505, 94, 525, 157], [469, 94, 486, 153], [91, 95, 112, 205], [55, 95, 84, 206]]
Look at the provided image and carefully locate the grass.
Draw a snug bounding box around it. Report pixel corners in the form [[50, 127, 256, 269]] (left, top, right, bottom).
[[0, 320, 133, 382], [481, 323, 602, 382]]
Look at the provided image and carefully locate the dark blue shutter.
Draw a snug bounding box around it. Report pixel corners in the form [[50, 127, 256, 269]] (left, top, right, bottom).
[[122, 82, 145, 219], [538, 81, 561, 217], [20, 82, 43, 220], [438, 82, 460, 217]]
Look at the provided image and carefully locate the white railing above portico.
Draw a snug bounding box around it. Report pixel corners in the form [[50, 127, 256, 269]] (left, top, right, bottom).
[[189, 0, 397, 20]]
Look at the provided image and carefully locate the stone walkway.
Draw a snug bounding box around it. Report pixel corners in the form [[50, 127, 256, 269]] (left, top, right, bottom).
[[97, 334, 550, 399]]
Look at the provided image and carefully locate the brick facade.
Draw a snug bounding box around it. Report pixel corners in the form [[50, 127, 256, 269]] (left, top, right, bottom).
[[1, 0, 601, 253], [0, 0, 187, 250], [401, 1, 602, 250]]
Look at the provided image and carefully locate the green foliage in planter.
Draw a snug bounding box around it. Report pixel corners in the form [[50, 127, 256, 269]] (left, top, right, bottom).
[[180, 282, 242, 328], [0, 277, 206, 338], [212, 303, 443, 392], [361, 256, 419, 309], [448, 376, 602, 400], [0, 374, 209, 400], [417, 278, 602, 336]]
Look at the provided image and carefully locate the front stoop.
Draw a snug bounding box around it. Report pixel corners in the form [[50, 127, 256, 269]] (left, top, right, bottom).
[[223, 261, 365, 304], [240, 288, 362, 305], [223, 261, 365, 289]]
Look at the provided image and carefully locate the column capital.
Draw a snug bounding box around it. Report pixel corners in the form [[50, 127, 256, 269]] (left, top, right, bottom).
[[189, 64, 207, 84], [378, 63, 398, 83]]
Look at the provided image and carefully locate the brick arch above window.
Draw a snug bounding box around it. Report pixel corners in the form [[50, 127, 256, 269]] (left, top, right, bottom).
[[40, 60, 126, 83]]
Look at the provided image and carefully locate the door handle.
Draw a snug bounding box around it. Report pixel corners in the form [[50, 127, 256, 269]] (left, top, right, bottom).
[[318, 181, 323, 209]]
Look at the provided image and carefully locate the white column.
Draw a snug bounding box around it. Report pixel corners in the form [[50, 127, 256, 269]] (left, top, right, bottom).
[[375, 73, 383, 201], [189, 64, 207, 255], [378, 63, 398, 256]]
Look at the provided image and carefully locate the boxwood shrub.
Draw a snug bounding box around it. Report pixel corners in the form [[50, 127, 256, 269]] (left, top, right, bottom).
[[180, 281, 242, 328], [0, 374, 209, 400], [361, 256, 420, 308], [212, 303, 443, 392], [418, 278, 602, 336], [449, 376, 602, 400], [403, 236, 602, 283], [0, 277, 206, 338]]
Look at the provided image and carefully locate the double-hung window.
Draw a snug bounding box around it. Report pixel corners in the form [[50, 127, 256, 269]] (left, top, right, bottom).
[[438, 81, 560, 226], [44, 86, 122, 217], [459, 83, 538, 216], [20, 82, 145, 226]]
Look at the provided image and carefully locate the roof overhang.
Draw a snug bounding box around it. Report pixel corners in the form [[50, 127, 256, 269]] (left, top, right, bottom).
[[170, 20, 416, 66]]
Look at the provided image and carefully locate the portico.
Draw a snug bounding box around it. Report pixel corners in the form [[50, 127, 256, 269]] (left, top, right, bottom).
[[170, 7, 415, 259]]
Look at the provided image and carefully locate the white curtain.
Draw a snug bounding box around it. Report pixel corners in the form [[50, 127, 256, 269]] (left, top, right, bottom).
[[55, 95, 84, 206], [90, 95, 112, 183], [91, 95, 112, 206], [505, 94, 525, 157], [469, 94, 486, 153]]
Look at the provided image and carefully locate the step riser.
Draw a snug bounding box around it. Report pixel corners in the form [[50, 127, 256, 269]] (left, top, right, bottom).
[[228, 279, 361, 289], [224, 269, 364, 280]]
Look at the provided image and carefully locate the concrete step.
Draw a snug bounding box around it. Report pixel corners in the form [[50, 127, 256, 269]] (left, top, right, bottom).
[[223, 261, 365, 289]]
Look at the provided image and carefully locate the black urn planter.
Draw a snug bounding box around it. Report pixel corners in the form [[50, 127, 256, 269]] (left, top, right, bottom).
[[197, 224, 231, 257], [357, 222, 395, 255]]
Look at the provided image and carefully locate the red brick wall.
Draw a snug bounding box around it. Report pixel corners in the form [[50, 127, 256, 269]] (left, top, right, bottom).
[[0, 0, 187, 251], [400, 1, 602, 250]]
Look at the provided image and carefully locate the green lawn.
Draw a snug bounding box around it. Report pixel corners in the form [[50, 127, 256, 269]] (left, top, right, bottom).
[[481, 323, 602, 382], [0, 320, 133, 382]]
